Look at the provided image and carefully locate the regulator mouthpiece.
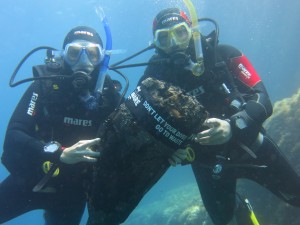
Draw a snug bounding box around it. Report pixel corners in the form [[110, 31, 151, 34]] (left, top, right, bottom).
[[185, 58, 205, 76]]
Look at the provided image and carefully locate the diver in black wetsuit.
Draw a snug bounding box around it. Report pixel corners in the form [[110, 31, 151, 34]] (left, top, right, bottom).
[[87, 8, 300, 225], [0, 26, 121, 225], [141, 8, 300, 225]]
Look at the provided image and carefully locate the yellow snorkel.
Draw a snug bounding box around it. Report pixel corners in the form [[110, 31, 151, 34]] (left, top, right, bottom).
[[183, 0, 205, 76]]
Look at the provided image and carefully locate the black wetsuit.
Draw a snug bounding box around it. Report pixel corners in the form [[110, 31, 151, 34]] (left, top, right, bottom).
[[87, 44, 300, 225], [0, 66, 120, 225]]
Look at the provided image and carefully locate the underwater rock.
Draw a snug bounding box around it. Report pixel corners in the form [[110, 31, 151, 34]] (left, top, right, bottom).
[[237, 88, 300, 225], [177, 205, 211, 225], [89, 77, 209, 225], [265, 88, 300, 172], [124, 183, 213, 225]]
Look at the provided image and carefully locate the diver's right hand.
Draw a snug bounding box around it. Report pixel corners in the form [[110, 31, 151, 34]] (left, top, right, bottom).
[[194, 118, 232, 145], [60, 138, 101, 164]]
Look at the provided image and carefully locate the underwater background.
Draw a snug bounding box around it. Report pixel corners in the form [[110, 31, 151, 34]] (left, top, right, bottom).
[[0, 0, 300, 224]]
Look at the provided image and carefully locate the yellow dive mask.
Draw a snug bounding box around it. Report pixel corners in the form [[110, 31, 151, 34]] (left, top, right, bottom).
[[154, 22, 192, 53]]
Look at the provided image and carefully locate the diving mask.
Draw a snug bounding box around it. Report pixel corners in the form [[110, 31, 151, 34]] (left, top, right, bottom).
[[63, 40, 105, 67], [154, 22, 192, 53]]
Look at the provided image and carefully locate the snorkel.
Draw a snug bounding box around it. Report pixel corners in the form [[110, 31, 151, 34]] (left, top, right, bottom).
[[183, 0, 205, 76], [79, 6, 113, 111], [94, 6, 112, 94]]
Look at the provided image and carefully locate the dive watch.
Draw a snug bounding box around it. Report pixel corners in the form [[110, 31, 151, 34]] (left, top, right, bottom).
[[44, 141, 61, 153]]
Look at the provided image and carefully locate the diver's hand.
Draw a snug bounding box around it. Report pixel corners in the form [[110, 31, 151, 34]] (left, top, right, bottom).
[[168, 148, 188, 167], [60, 138, 101, 164], [194, 118, 232, 145]]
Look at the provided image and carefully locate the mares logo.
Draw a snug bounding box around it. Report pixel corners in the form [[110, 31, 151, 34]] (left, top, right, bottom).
[[238, 63, 251, 79], [27, 92, 38, 116], [187, 85, 205, 97], [161, 16, 179, 25], [74, 31, 94, 37], [63, 117, 92, 127]]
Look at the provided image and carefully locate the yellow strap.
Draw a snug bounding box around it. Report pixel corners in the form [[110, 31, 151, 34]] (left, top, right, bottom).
[[249, 211, 260, 225], [42, 161, 60, 177], [185, 146, 195, 162]]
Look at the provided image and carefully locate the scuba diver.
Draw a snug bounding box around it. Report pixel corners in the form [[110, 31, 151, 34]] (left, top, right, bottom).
[[87, 6, 300, 225], [0, 26, 122, 225], [137, 7, 300, 225]]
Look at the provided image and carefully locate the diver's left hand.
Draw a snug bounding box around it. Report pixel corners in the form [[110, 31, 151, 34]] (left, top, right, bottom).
[[194, 118, 232, 145], [168, 148, 188, 167]]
